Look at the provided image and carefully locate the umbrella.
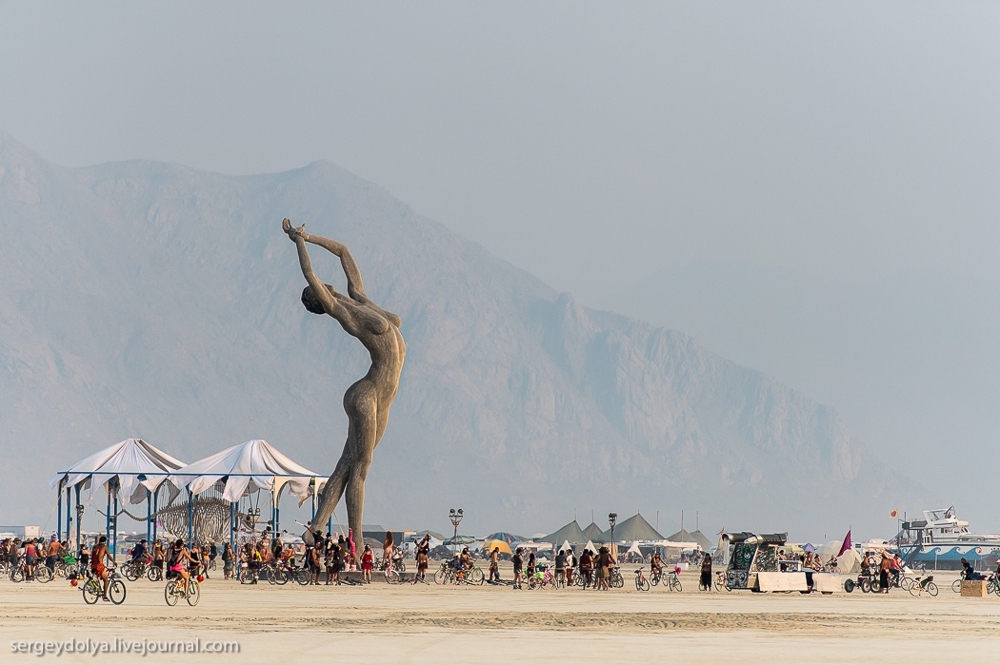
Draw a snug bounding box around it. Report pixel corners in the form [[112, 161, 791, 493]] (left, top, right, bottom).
[[443, 535, 477, 546], [483, 532, 523, 545], [482, 539, 513, 555]]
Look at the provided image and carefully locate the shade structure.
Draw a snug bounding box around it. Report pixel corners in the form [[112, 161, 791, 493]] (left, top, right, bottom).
[[49, 438, 186, 505], [442, 535, 477, 546], [482, 532, 524, 546], [483, 539, 513, 555], [667, 528, 712, 550], [168, 439, 321, 505], [581, 522, 604, 540], [689, 530, 715, 551], [541, 520, 586, 545], [595, 513, 664, 543]]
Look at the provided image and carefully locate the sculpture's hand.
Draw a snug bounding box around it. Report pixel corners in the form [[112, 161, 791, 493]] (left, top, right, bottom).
[[282, 218, 308, 242]]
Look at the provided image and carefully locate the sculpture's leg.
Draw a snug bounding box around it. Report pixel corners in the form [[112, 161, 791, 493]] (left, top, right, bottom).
[[344, 387, 379, 550], [310, 446, 353, 537]]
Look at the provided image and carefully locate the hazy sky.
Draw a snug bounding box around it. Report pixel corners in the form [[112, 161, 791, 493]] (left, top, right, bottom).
[[3, 2, 999, 523]]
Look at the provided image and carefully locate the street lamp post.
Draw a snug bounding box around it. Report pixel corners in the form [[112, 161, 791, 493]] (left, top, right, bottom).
[[449, 508, 464, 554], [609, 512, 618, 562]]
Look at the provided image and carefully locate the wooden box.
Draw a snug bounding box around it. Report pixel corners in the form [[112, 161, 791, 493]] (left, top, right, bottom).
[[960, 580, 988, 597]]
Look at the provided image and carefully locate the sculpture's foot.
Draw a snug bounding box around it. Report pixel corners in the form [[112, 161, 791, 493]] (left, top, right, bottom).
[[303, 528, 316, 547]]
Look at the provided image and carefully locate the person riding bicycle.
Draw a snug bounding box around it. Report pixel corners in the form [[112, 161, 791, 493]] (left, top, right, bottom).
[[167, 539, 198, 597], [91, 536, 115, 601], [130, 539, 148, 566], [460, 547, 474, 570], [650, 551, 664, 578]]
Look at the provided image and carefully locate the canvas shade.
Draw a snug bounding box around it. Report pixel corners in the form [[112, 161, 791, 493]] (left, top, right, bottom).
[[483, 539, 513, 555], [595, 513, 665, 543], [49, 438, 186, 505], [168, 439, 321, 505], [541, 520, 586, 545]]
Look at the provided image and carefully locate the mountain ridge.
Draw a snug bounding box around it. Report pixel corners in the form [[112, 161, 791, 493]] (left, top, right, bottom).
[[0, 132, 930, 538]]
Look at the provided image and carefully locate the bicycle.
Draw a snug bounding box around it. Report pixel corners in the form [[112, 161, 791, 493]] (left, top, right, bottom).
[[909, 575, 938, 597], [10, 556, 53, 583], [664, 568, 682, 592], [78, 569, 127, 604], [122, 556, 152, 582], [634, 569, 650, 592], [165, 575, 201, 606], [714, 571, 730, 592], [608, 566, 624, 589]]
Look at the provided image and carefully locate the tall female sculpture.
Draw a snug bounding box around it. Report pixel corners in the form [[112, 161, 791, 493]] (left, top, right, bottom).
[[283, 218, 406, 545]]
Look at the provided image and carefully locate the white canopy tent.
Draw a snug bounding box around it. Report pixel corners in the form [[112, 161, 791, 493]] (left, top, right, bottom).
[[168, 440, 326, 542], [49, 438, 186, 553]]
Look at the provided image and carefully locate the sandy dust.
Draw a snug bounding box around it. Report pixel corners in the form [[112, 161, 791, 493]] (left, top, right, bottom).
[[1, 571, 998, 663]]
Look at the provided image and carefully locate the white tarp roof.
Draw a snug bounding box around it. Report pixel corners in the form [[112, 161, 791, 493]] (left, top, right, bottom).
[[168, 439, 321, 505], [49, 438, 186, 505], [625, 541, 644, 557]]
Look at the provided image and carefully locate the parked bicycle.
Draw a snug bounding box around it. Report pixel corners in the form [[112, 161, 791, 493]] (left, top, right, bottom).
[[634, 568, 650, 592], [908, 575, 938, 597]]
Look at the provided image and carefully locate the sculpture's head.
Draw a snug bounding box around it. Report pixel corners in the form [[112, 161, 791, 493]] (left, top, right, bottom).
[[301, 284, 334, 315]]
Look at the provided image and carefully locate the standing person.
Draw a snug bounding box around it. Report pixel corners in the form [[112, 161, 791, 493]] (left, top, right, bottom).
[[222, 543, 234, 580], [152, 540, 165, 576], [596, 547, 612, 591], [580, 549, 593, 589], [324, 543, 336, 585], [383, 531, 394, 569], [361, 544, 374, 583], [45, 535, 62, 573], [700, 551, 713, 591], [489, 547, 500, 584], [555, 550, 566, 586], [309, 541, 322, 585], [567, 549, 576, 587], [879, 551, 892, 593], [348, 529, 357, 571], [23, 538, 38, 581], [91, 536, 114, 601], [527, 551, 537, 579], [414, 542, 429, 584], [512, 548, 524, 590]]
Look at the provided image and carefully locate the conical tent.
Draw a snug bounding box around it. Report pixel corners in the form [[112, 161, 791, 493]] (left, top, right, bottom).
[[169, 439, 321, 505], [541, 520, 586, 544], [689, 530, 715, 551], [667, 528, 704, 546], [582, 522, 604, 540], [49, 438, 186, 505], [595, 513, 664, 542]]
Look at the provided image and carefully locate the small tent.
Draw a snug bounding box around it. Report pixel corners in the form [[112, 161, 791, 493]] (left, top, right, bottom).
[[689, 530, 715, 551]]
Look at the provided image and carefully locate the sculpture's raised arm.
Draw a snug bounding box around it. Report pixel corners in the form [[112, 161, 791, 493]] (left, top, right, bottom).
[[302, 232, 367, 302], [282, 218, 338, 316]]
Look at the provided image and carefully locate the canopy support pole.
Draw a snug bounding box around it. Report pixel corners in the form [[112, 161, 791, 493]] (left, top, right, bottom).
[[105, 483, 112, 548], [111, 479, 119, 559], [74, 484, 82, 555], [64, 483, 72, 543], [187, 491, 194, 544], [310, 479, 317, 522], [229, 501, 235, 550], [146, 488, 152, 543], [271, 487, 278, 535], [151, 486, 159, 543], [56, 478, 64, 541]]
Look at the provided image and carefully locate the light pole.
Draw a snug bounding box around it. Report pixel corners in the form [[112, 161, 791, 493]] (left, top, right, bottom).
[[609, 512, 618, 562], [449, 508, 464, 554]]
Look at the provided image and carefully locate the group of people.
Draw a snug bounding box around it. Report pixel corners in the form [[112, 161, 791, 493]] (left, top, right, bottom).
[[510, 546, 619, 590], [1, 535, 70, 580]]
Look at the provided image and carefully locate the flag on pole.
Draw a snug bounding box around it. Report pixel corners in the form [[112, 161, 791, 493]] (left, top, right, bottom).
[[889, 509, 899, 518], [837, 528, 852, 557]]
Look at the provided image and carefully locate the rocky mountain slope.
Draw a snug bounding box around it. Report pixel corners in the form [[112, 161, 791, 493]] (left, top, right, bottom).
[[0, 133, 929, 537]]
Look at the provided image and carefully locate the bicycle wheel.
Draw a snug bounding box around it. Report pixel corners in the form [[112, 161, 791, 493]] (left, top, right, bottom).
[[164, 581, 180, 606], [468, 567, 485, 585], [636, 576, 650, 592], [186, 582, 200, 606], [394, 560, 406, 574], [123, 565, 140, 582], [899, 576, 914, 592], [528, 575, 540, 590], [147, 566, 163, 582], [266, 565, 278, 585], [385, 569, 401, 584], [860, 578, 871, 593], [952, 578, 962, 593], [296, 568, 310, 585], [274, 567, 289, 585], [670, 577, 683, 593], [83, 582, 100, 604], [434, 567, 447, 585], [650, 571, 661, 587], [109, 580, 127, 605], [925, 581, 938, 597], [844, 578, 855, 593], [10, 567, 24, 583], [34, 566, 53, 583], [574, 573, 585, 587], [612, 571, 624, 588]]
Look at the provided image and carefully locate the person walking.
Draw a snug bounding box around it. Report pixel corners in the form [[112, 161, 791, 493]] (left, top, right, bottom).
[[512, 548, 524, 590], [489, 547, 501, 584], [700, 551, 713, 591]]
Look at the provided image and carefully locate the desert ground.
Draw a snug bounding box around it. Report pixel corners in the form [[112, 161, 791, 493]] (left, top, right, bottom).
[[2, 570, 999, 663]]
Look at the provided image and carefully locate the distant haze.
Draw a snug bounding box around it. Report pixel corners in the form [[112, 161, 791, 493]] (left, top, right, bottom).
[[1, 3, 998, 533]]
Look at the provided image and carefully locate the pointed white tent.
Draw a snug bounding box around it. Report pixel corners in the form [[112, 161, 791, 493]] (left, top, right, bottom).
[[625, 541, 644, 557], [168, 439, 322, 505], [49, 438, 186, 505]]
